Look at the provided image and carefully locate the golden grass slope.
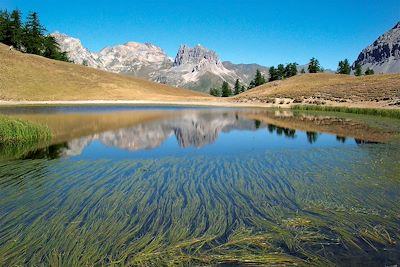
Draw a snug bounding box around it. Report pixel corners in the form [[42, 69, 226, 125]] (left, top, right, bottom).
[[233, 73, 400, 107], [0, 43, 209, 101]]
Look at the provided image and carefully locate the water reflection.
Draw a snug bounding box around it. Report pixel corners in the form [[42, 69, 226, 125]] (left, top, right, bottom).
[[4, 110, 379, 160], [1, 107, 399, 266]]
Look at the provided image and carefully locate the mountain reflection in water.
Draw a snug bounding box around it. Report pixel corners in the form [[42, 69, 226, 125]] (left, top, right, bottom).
[[14, 110, 381, 160]]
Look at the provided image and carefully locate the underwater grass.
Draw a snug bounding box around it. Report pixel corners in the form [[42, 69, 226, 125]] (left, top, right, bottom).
[[0, 146, 399, 266], [292, 105, 400, 119], [0, 116, 52, 144]]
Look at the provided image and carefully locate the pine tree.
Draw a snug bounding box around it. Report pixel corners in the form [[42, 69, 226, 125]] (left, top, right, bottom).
[[254, 69, 265, 86], [209, 87, 221, 97], [308, 57, 321, 73], [248, 69, 266, 89], [300, 68, 306, 74], [284, 63, 298, 78], [233, 79, 241, 95], [0, 9, 69, 62], [240, 85, 245, 93], [277, 64, 285, 80], [354, 63, 362, 76], [10, 9, 23, 50], [43, 35, 69, 61], [25, 11, 45, 54], [0, 11, 11, 45], [337, 59, 351, 74], [269, 66, 278, 82], [365, 68, 375, 75], [221, 81, 232, 97]]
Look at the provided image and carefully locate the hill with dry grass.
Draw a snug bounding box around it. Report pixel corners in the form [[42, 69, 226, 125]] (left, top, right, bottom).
[[233, 73, 400, 108], [0, 43, 209, 102]]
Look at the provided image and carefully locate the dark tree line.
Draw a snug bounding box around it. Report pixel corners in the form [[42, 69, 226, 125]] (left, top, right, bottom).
[[210, 69, 268, 97], [210, 81, 237, 97], [0, 9, 69, 61], [269, 63, 298, 82], [248, 69, 266, 89], [337, 59, 375, 76]]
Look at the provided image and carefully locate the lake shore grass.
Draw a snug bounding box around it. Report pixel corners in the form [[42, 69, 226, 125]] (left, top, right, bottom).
[[292, 105, 400, 119], [0, 116, 52, 144]]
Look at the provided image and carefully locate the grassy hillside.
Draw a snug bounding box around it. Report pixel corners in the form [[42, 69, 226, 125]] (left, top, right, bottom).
[[0, 43, 209, 101], [233, 73, 400, 107]]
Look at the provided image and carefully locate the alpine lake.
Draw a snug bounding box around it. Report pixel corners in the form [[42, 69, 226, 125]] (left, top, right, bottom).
[[0, 105, 400, 266]]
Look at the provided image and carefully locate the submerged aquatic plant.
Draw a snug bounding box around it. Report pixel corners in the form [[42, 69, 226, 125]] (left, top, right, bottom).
[[0, 145, 399, 266]]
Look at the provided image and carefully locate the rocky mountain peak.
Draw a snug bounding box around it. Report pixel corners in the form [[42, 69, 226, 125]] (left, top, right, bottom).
[[352, 21, 400, 73], [51, 32, 101, 67], [98, 41, 171, 68], [173, 44, 222, 69]]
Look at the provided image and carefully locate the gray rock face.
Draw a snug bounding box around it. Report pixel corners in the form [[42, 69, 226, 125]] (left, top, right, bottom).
[[352, 22, 400, 73], [51, 32, 102, 68], [51, 32, 172, 78], [155, 44, 240, 91], [98, 42, 173, 78], [174, 45, 218, 66], [51, 32, 275, 91]]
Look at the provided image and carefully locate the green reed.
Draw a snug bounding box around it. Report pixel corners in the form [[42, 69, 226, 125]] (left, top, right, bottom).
[[0, 145, 399, 266], [0, 116, 51, 144], [292, 105, 400, 119]]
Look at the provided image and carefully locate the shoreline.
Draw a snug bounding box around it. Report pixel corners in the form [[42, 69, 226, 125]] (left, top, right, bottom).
[[0, 99, 399, 110], [0, 100, 274, 108]]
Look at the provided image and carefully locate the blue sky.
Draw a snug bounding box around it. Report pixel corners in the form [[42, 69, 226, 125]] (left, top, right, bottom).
[[2, 0, 399, 69]]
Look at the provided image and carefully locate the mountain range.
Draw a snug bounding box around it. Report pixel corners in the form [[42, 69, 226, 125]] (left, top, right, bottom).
[[51, 32, 269, 92], [52, 22, 400, 92]]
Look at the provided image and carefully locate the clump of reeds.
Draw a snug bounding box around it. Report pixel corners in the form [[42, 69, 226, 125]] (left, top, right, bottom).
[[0, 116, 52, 144], [292, 105, 400, 119]]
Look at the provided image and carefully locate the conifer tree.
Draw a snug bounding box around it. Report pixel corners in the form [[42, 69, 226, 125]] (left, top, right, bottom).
[[269, 66, 278, 82], [284, 63, 298, 78], [0, 9, 69, 62], [43, 35, 69, 61], [308, 57, 321, 73], [0, 11, 11, 45], [221, 81, 232, 97], [365, 68, 375, 75], [25, 11, 45, 54], [233, 79, 241, 95], [10, 9, 23, 49], [337, 59, 351, 74], [277, 64, 285, 80], [209, 87, 221, 97], [354, 63, 362, 76], [254, 69, 266, 86]]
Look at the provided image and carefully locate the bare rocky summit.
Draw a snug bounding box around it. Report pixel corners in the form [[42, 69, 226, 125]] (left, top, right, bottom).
[[51, 33, 264, 92], [155, 44, 240, 91], [51, 32, 102, 68], [51, 32, 172, 78], [353, 22, 400, 73]]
